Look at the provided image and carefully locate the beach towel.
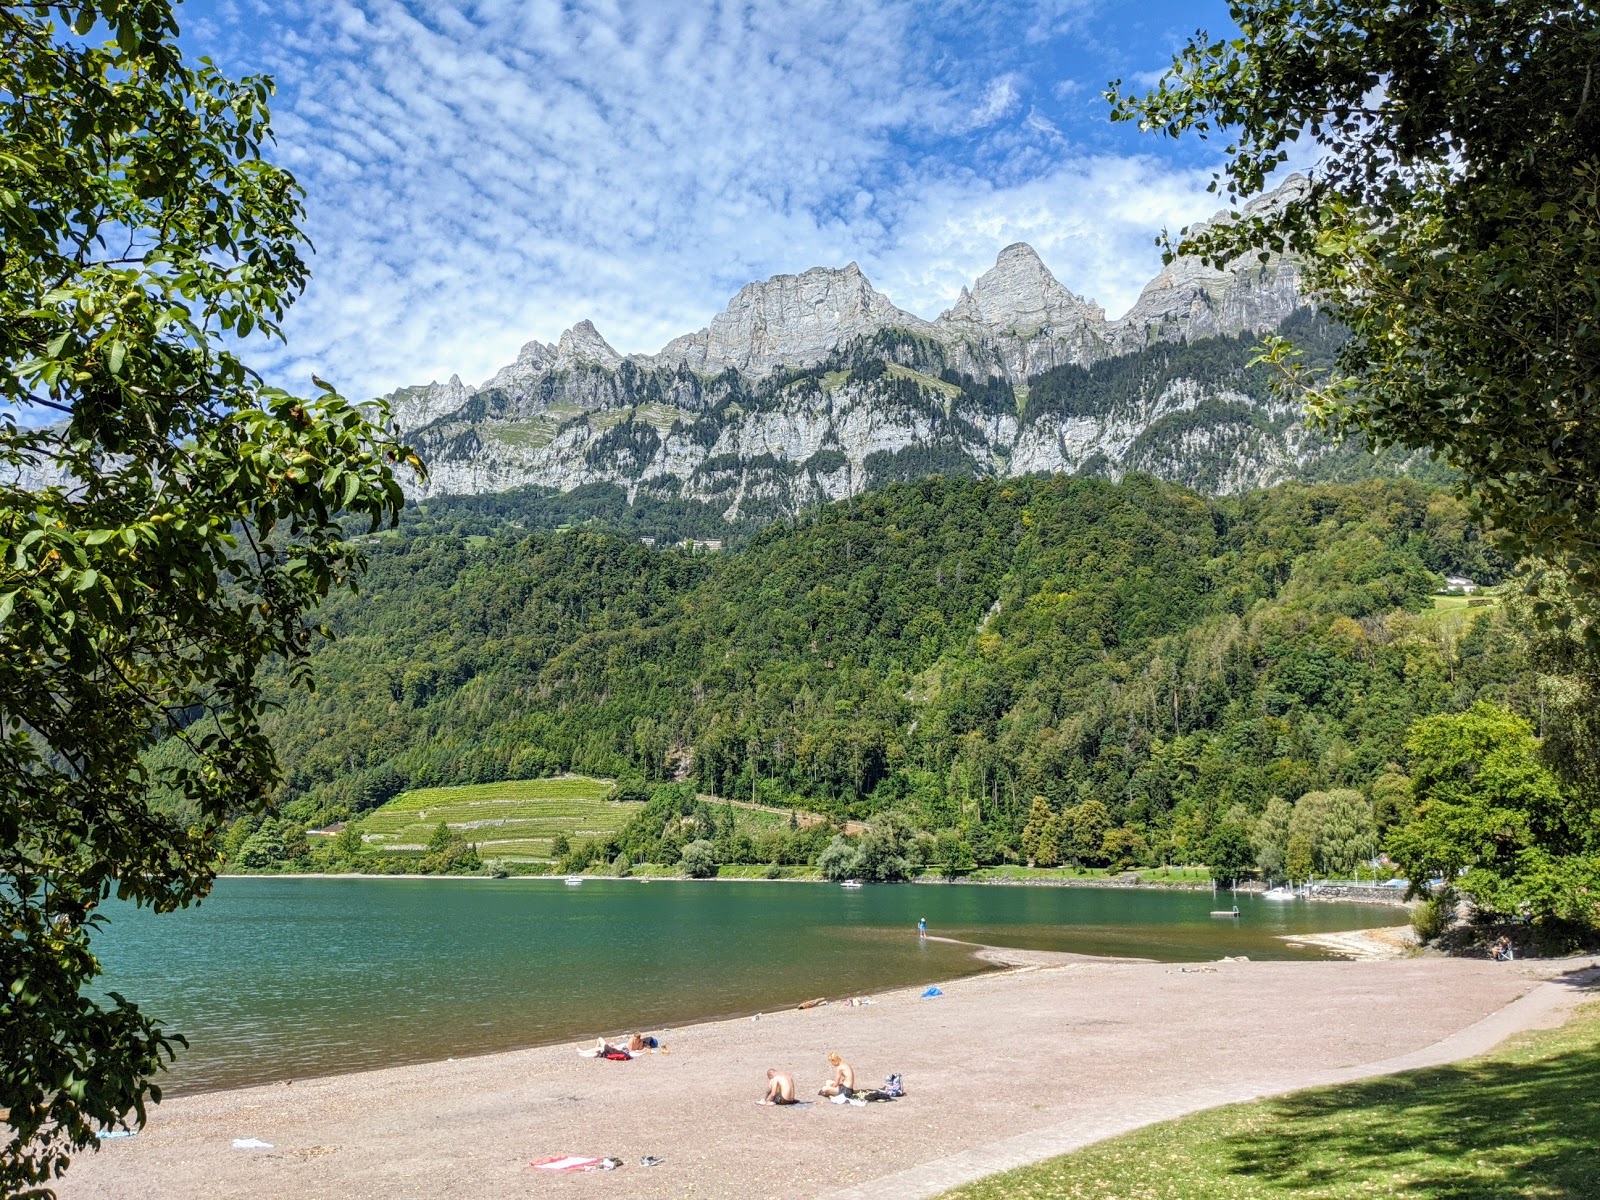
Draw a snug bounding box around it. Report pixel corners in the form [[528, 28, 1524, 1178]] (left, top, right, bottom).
[[530, 1155, 622, 1172], [232, 1138, 273, 1150]]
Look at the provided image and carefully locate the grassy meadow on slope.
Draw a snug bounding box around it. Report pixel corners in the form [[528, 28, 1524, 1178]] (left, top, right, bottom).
[[942, 999, 1600, 1200], [241, 472, 1580, 877], [357, 777, 627, 859]]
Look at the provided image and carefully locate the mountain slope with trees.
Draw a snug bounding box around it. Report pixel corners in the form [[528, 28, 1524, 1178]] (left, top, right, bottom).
[[258, 475, 1542, 869]]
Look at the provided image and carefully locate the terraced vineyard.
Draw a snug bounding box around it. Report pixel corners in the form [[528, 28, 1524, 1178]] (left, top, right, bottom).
[[359, 776, 635, 861]]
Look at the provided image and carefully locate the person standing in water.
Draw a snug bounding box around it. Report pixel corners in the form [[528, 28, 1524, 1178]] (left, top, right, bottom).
[[918, 916, 926, 939]]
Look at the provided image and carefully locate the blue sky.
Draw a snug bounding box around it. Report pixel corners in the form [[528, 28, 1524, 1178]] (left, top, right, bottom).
[[176, 0, 1253, 400]]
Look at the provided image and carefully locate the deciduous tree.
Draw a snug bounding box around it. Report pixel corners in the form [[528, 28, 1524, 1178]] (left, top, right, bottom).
[[1112, 1, 1600, 614], [1389, 703, 1599, 924], [1, 4, 412, 1190]]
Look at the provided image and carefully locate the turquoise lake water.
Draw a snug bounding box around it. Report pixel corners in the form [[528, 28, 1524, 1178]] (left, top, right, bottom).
[[93, 877, 1407, 1093]]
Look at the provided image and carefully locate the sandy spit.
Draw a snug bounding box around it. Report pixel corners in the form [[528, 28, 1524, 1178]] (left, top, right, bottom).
[[1278, 925, 1423, 960], [58, 954, 1589, 1200]]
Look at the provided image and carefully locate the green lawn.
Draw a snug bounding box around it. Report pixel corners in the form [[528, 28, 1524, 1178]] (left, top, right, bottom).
[[941, 999, 1600, 1200], [358, 776, 634, 860], [965, 865, 1213, 885]]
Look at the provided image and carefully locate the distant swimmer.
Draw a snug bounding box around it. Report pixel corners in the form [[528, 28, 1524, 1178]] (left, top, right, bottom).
[[760, 1069, 798, 1105], [819, 1051, 855, 1098]]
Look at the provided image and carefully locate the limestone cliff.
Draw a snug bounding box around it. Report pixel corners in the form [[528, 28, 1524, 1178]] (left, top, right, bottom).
[[388, 181, 1325, 509]]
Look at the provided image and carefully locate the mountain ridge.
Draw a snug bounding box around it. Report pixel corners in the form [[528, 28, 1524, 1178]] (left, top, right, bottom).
[[388, 181, 1329, 509]]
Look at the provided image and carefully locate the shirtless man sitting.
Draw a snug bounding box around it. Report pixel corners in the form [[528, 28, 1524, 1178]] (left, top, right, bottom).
[[818, 1051, 855, 1097], [760, 1069, 798, 1105]]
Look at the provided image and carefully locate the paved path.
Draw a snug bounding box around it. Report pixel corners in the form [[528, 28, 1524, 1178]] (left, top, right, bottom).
[[59, 957, 1596, 1200]]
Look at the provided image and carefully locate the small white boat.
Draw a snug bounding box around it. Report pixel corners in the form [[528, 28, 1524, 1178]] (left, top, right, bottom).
[[1261, 887, 1297, 901], [839, 879, 863, 890], [1209, 906, 1240, 918], [564, 876, 585, 886]]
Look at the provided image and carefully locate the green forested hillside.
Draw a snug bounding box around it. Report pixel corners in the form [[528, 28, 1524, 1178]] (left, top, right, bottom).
[[259, 473, 1539, 869]]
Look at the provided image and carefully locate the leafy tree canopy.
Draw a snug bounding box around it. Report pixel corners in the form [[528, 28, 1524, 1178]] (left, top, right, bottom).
[[0, 2, 410, 1191], [1389, 703, 1600, 924], [1112, 1, 1600, 616]]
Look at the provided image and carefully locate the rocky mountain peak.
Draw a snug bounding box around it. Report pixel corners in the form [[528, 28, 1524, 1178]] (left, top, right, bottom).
[[1108, 176, 1308, 352], [648, 261, 933, 377], [937, 241, 1105, 335], [481, 338, 556, 392], [555, 319, 622, 370]]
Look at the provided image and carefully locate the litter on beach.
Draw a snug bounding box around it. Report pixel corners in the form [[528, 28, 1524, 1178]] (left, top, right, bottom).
[[231, 1138, 273, 1150], [95, 1130, 135, 1140], [920, 986, 943, 998], [530, 1155, 622, 1172]]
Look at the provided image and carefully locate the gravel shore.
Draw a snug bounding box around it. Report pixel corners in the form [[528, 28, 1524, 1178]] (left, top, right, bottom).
[[58, 951, 1591, 1200]]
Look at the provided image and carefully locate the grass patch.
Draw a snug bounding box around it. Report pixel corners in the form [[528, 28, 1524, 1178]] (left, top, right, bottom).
[[963, 865, 1213, 885], [713, 863, 823, 880], [485, 419, 559, 450], [632, 402, 687, 430], [887, 363, 963, 401], [1421, 592, 1500, 629], [360, 776, 634, 859], [941, 997, 1600, 1200]]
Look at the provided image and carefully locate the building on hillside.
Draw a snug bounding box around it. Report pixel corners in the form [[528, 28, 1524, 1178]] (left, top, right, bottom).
[[1443, 575, 1478, 594]]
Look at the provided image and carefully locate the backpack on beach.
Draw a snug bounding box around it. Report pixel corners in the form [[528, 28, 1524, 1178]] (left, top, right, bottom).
[[883, 1073, 904, 1097]]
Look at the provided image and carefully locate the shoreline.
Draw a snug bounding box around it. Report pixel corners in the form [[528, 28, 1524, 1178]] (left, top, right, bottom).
[[139, 925, 1400, 1102], [217, 869, 1417, 906], [59, 954, 1595, 1200]]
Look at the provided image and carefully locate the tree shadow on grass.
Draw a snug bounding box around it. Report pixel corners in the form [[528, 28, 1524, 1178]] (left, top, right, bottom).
[[1221, 986, 1600, 1198]]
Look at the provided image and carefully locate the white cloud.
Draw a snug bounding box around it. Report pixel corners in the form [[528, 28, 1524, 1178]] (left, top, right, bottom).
[[967, 76, 1022, 128], [865, 155, 1228, 323], [191, 0, 1235, 399]]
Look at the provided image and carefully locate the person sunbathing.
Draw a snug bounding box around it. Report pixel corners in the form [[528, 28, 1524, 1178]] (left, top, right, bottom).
[[818, 1051, 855, 1097], [760, 1069, 798, 1105]]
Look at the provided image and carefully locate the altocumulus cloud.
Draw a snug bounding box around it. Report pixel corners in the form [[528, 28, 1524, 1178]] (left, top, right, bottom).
[[181, 0, 1241, 399]]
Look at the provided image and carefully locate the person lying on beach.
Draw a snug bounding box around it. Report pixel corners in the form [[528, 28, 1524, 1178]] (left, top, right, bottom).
[[818, 1052, 855, 1097], [759, 1069, 798, 1105]]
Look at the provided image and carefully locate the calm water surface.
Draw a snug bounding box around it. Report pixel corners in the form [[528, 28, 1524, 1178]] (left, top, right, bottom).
[[94, 877, 1406, 1093]]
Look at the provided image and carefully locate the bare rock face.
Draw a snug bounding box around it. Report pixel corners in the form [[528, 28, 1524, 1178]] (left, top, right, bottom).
[[649, 263, 935, 376], [554, 320, 622, 370], [938, 242, 1107, 337], [1109, 182, 1309, 353], [482, 338, 557, 392], [386, 374, 474, 432], [383, 178, 1321, 507], [936, 242, 1115, 378]]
